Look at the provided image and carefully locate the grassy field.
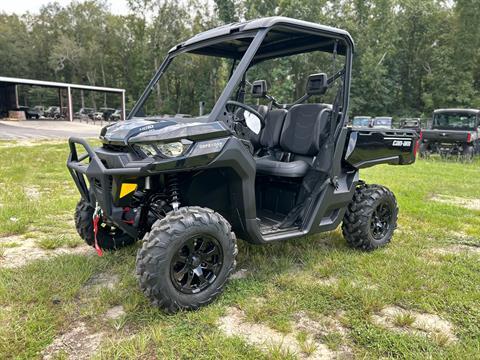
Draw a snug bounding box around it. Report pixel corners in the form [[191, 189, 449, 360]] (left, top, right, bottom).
[[0, 140, 479, 359]]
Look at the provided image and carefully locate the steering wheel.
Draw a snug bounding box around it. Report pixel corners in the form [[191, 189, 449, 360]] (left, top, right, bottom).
[[226, 100, 265, 125]]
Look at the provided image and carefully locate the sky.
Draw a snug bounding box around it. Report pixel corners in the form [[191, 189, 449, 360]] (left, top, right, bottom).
[[0, 0, 130, 15]]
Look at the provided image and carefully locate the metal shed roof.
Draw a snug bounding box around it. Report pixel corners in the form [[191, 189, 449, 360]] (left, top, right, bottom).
[[0, 76, 125, 93]]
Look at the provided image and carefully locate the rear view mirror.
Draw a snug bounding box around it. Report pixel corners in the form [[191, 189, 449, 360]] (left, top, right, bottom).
[[306, 73, 328, 95], [251, 80, 268, 98]]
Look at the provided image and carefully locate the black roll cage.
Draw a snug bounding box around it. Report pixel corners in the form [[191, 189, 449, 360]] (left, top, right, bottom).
[[129, 21, 354, 129]]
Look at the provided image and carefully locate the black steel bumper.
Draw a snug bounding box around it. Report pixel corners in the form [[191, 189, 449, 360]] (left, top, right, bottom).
[[67, 137, 140, 238]]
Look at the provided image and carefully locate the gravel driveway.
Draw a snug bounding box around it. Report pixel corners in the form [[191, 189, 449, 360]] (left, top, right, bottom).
[[0, 120, 103, 140]]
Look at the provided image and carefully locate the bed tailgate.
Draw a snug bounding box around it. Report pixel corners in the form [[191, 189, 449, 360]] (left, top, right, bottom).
[[344, 128, 419, 169]]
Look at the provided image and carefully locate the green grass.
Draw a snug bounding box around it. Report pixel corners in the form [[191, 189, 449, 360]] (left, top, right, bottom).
[[0, 140, 479, 359], [393, 312, 416, 328]]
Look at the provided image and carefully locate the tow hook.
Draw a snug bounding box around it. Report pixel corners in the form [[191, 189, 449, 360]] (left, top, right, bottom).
[[92, 205, 103, 257]]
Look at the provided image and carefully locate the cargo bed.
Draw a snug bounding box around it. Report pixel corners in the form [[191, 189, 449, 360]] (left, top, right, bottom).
[[344, 128, 418, 169]]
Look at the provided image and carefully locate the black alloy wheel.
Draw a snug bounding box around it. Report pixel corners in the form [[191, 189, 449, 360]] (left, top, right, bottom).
[[342, 184, 398, 250], [170, 235, 223, 294], [136, 206, 237, 313], [370, 201, 392, 240]]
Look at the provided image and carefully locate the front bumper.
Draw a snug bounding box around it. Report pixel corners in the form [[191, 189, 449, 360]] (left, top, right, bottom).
[[67, 137, 143, 238], [67, 136, 232, 238]]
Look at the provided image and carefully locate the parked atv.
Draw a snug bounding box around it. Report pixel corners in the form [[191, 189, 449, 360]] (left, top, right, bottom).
[[399, 118, 422, 133], [67, 17, 418, 312], [17, 105, 40, 119], [420, 109, 479, 160], [352, 116, 373, 128]]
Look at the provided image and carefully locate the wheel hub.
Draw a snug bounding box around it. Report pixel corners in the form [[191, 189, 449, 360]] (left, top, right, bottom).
[[170, 235, 223, 294], [370, 201, 392, 240], [190, 255, 201, 268]]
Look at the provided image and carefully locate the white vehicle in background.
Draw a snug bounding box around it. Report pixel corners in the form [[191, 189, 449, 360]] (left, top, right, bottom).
[[373, 117, 393, 129], [352, 116, 372, 128]]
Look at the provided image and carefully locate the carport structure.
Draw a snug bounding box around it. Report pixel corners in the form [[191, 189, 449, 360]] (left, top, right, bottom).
[[0, 76, 126, 121]]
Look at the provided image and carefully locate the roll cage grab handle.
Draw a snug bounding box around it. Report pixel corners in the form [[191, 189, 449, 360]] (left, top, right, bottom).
[[129, 27, 352, 126]]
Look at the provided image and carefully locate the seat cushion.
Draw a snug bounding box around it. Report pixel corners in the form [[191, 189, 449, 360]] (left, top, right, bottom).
[[256, 156, 310, 178]]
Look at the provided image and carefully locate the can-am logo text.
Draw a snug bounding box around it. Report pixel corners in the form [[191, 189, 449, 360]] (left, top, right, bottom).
[[392, 140, 412, 147]]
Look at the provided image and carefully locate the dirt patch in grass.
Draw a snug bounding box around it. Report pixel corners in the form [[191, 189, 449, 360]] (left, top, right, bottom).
[[315, 277, 339, 287], [294, 311, 348, 337], [0, 235, 92, 268], [218, 307, 352, 359], [430, 195, 480, 211], [24, 186, 41, 201], [429, 244, 480, 256], [372, 306, 457, 345], [231, 268, 249, 280], [104, 305, 126, 321], [41, 321, 104, 360], [294, 311, 352, 354]]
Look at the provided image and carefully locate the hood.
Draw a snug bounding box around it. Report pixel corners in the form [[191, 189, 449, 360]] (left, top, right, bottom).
[[100, 116, 231, 145]]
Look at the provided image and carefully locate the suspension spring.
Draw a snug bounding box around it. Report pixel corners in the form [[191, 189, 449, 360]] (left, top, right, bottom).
[[166, 174, 180, 211]]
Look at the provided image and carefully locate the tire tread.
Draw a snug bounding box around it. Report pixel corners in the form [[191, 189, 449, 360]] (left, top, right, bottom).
[[342, 184, 398, 251]]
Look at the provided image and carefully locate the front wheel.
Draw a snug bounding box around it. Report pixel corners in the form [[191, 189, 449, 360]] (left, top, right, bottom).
[[136, 207, 237, 313], [342, 184, 398, 251]]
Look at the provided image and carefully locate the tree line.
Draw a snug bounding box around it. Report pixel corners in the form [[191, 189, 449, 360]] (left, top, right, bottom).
[[0, 0, 478, 118]]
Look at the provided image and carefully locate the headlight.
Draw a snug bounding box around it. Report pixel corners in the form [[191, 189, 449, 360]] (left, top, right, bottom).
[[137, 140, 191, 158], [157, 142, 185, 157]]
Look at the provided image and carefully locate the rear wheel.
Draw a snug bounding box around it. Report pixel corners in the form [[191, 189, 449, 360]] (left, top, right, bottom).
[[462, 145, 474, 162], [342, 184, 398, 250], [419, 143, 428, 159], [74, 199, 136, 250], [136, 206, 237, 313]]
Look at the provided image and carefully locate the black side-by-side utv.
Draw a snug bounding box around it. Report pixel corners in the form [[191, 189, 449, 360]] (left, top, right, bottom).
[[420, 108, 480, 160], [67, 17, 418, 312]]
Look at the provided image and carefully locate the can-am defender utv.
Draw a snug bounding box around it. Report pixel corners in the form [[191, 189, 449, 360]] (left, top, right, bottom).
[[420, 109, 480, 160], [67, 17, 418, 312]]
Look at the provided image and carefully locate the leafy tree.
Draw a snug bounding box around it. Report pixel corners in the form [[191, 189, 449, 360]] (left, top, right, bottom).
[[214, 0, 238, 23], [0, 0, 477, 116]]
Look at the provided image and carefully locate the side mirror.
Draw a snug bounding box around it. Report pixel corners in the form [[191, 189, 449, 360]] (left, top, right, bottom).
[[251, 80, 268, 98], [306, 73, 328, 96], [244, 111, 262, 135]]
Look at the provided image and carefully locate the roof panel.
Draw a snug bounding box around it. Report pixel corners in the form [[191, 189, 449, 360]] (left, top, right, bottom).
[[434, 108, 480, 114], [173, 16, 354, 58]]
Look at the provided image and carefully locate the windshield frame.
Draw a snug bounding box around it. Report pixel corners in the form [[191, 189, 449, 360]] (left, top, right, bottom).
[[129, 25, 353, 127]]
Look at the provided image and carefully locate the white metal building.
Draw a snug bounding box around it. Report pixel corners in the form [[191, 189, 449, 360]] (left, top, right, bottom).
[[0, 76, 126, 121]]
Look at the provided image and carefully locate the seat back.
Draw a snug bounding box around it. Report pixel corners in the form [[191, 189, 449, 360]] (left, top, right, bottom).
[[279, 104, 331, 156], [258, 109, 288, 149]]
